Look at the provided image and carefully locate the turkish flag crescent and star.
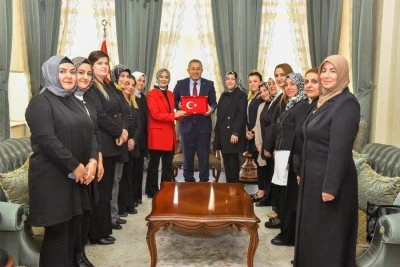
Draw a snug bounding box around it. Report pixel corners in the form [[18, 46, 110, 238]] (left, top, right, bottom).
[[101, 40, 111, 83]]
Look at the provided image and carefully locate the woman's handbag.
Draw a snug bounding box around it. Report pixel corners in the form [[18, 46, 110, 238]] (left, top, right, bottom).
[[366, 202, 400, 242]]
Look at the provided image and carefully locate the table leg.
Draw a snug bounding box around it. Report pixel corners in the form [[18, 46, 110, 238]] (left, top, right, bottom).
[[247, 227, 259, 267], [146, 223, 158, 267], [236, 223, 259, 267]]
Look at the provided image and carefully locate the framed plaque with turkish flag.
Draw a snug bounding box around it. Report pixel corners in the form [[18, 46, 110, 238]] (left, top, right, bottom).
[[181, 96, 208, 115]]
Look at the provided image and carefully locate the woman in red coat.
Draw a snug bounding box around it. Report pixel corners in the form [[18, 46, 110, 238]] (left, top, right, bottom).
[[146, 68, 186, 197]]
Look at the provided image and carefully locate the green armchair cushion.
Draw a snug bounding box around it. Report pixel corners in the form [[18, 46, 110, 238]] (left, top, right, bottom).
[[0, 155, 31, 207], [358, 163, 400, 212], [353, 150, 368, 175], [0, 202, 25, 231]]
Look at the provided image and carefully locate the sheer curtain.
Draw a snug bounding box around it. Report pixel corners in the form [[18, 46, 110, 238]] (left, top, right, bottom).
[[57, 0, 78, 56], [149, 0, 186, 89], [0, 0, 12, 141], [93, 0, 119, 67], [287, 0, 312, 72], [196, 0, 223, 96], [257, 0, 278, 76]]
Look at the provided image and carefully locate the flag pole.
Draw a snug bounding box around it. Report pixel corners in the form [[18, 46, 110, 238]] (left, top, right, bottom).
[[101, 20, 111, 82], [102, 20, 107, 40], [101, 20, 108, 54]]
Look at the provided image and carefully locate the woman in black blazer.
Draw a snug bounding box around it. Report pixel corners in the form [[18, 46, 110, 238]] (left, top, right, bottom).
[[26, 56, 97, 266], [214, 71, 247, 182], [108, 65, 132, 230], [71, 56, 101, 266], [113, 70, 141, 216], [253, 81, 274, 207], [86, 50, 128, 245], [270, 68, 320, 248], [265, 73, 309, 230], [245, 72, 264, 195], [132, 71, 148, 202], [261, 64, 293, 219]]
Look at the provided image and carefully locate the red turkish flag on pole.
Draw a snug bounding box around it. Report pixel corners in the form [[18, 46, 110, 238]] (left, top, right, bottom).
[[101, 40, 108, 54]]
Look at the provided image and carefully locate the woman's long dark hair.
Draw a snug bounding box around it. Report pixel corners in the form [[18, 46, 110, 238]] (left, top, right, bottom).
[[88, 50, 110, 100]]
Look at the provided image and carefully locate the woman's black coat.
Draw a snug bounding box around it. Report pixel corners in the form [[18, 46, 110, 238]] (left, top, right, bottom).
[[26, 89, 97, 226], [295, 89, 360, 266], [214, 87, 247, 154]]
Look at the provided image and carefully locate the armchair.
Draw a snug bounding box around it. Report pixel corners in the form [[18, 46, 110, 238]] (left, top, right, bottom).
[[0, 137, 40, 266], [0, 202, 39, 267], [356, 213, 400, 266]]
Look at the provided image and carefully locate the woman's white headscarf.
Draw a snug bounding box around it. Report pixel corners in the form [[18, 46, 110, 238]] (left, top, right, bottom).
[[132, 71, 146, 98]]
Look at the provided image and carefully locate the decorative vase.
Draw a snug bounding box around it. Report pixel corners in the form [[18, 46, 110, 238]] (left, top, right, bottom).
[[239, 151, 258, 183]]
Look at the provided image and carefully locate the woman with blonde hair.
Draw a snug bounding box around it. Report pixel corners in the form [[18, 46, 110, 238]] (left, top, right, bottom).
[[261, 63, 293, 219], [114, 72, 141, 217], [245, 72, 264, 199]]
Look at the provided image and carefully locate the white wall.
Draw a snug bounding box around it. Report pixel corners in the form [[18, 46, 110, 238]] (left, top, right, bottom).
[[371, 0, 400, 147]]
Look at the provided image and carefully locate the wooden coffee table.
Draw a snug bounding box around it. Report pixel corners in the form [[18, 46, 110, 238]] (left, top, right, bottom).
[[145, 182, 260, 267]]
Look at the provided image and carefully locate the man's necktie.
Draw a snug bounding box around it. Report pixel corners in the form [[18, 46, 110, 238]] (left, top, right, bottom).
[[193, 82, 198, 96]]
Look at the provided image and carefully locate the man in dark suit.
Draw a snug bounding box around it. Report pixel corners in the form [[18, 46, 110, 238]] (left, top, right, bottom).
[[173, 59, 217, 182]]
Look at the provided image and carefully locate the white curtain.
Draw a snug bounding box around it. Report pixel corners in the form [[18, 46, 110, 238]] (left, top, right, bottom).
[[93, 0, 119, 67], [287, 0, 312, 72], [257, 0, 278, 77], [195, 0, 223, 97], [149, 0, 186, 89], [57, 0, 78, 56]]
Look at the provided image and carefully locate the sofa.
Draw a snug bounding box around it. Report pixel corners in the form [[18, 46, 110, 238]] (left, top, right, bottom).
[[353, 143, 400, 266], [0, 137, 40, 267]]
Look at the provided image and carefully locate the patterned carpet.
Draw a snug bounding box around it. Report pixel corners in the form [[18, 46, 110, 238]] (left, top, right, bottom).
[[85, 173, 294, 266]]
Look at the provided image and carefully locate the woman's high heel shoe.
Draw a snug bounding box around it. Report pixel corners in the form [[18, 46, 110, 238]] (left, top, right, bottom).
[[252, 193, 264, 202]]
